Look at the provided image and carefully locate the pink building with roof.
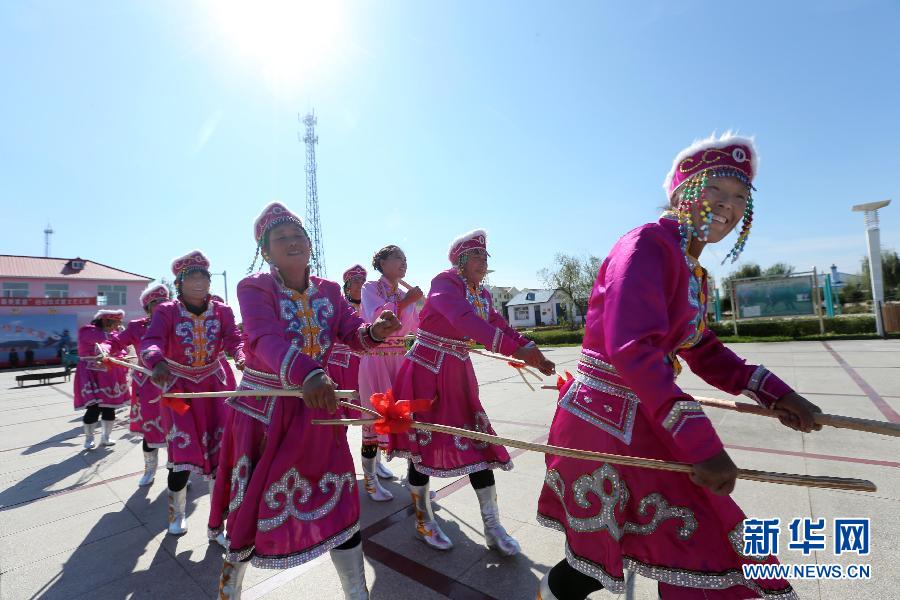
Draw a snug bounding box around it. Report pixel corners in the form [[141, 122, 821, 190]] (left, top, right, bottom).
[[0, 255, 152, 368]]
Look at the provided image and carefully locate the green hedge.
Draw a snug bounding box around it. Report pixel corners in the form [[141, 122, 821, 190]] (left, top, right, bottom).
[[518, 316, 876, 346], [521, 329, 586, 345], [709, 316, 876, 338]]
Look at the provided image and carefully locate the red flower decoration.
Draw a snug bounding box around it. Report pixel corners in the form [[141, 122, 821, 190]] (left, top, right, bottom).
[[556, 371, 574, 390], [507, 361, 526, 369], [370, 389, 432, 434], [162, 396, 190, 415]]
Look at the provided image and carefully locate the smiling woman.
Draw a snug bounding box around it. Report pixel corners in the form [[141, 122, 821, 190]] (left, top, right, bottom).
[[202, 0, 348, 95]]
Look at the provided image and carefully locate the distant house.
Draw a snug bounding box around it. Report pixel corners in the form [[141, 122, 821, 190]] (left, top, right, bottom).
[[818, 264, 862, 289], [486, 285, 520, 319], [506, 289, 582, 328]]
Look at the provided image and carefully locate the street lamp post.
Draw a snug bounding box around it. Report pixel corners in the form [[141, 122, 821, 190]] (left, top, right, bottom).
[[211, 271, 229, 305], [851, 199, 892, 337]]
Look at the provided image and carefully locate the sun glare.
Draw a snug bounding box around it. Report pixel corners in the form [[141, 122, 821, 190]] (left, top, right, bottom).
[[205, 0, 346, 96]]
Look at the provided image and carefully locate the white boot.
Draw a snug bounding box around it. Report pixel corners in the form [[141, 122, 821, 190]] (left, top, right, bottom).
[[99, 419, 116, 446], [217, 559, 248, 600], [362, 456, 393, 502], [408, 481, 453, 550], [167, 487, 188, 535], [475, 485, 520, 556], [537, 571, 559, 600], [330, 543, 369, 599], [138, 449, 158, 487], [209, 478, 228, 547], [83, 422, 97, 450], [375, 452, 394, 479]]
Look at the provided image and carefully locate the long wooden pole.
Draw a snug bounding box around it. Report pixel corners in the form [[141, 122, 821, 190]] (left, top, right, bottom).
[[540, 385, 900, 438], [314, 405, 876, 493]]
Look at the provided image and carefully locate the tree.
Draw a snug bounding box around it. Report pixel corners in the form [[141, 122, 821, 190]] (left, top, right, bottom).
[[763, 262, 794, 277], [538, 254, 601, 329], [860, 249, 900, 301]]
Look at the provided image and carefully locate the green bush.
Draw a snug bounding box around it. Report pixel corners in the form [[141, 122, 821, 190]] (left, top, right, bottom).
[[522, 328, 586, 345], [709, 316, 875, 338]]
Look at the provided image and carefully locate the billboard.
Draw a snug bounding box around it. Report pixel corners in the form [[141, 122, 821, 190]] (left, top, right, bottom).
[[734, 276, 815, 319], [0, 314, 78, 368]]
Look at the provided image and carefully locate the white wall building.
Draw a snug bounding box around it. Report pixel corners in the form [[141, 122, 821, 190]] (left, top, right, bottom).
[[486, 285, 520, 319], [506, 289, 582, 328]]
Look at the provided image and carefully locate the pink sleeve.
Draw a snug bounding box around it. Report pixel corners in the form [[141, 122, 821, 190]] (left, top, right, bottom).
[[602, 232, 724, 464], [487, 297, 531, 351], [361, 281, 396, 323], [218, 305, 245, 363], [426, 273, 521, 356], [140, 308, 171, 369], [237, 277, 320, 388], [331, 289, 380, 354], [105, 321, 140, 355], [678, 330, 793, 408]]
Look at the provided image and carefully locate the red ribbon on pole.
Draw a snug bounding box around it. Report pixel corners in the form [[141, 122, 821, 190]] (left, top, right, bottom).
[[162, 396, 191, 415], [556, 371, 574, 390], [370, 389, 432, 434]]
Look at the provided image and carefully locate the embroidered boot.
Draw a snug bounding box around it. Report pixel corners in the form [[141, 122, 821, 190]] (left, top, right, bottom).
[[362, 455, 393, 502], [138, 448, 158, 487], [408, 481, 452, 550], [167, 487, 188, 535], [99, 419, 116, 446], [83, 422, 97, 450], [537, 570, 559, 599], [375, 452, 394, 479], [330, 543, 370, 599], [475, 484, 520, 556], [217, 559, 248, 600]]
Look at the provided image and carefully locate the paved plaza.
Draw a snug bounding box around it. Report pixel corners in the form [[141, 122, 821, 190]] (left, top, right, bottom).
[[0, 340, 898, 599]]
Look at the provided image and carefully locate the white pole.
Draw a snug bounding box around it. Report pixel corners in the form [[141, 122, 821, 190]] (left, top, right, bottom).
[[864, 210, 886, 337]]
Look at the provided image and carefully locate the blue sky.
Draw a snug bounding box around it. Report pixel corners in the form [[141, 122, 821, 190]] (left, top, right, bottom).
[[3, 0, 899, 303]]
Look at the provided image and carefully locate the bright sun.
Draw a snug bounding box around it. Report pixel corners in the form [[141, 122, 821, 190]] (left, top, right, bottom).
[[204, 0, 347, 96]]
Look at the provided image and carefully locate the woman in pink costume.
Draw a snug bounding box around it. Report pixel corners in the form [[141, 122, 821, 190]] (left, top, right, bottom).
[[101, 283, 170, 487], [74, 309, 129, 450], [141, 250, 245, 539], [388, 229, 555, 554], [357, 245, 423, 501], [326, 265, 367, 391], [209, 202, 401, 600], [535, 134, 823, 600]]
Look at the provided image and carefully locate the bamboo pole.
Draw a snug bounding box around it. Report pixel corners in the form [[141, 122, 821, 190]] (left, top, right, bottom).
[[540, 385, 900, 438], [314, 408, 876, 493]]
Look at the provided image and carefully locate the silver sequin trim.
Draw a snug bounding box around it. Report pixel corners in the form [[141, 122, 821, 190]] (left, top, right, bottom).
[[559, 378, 639, 445], [543, 465, 697, 541], [728, 522, 770, 563], [257, 470, 354, 532], [229, 455, 251, 513], [452, 411, 491, 451], [166, 423, 190, 449], [280, 343, 300, 389], [491, 328, 502, 353], [385, 452, 513, 477], [662, 400, 705, 432], [227, 522, 360, 570]]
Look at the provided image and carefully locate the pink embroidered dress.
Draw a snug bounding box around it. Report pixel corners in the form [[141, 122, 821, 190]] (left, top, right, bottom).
[[325, 298, 364, 391], [140, 297, 244, 478], [103, 318, 166, 447], [208, 272, 381, 568], [357, 276, 420, 444], [387, 269, 531, 476], [73, 324, 129, 410], [536, 216, 797, 599]]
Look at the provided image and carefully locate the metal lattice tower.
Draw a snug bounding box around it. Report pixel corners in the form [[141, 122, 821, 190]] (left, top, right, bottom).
[[44, 223, 54, 257], [300, 111, 326, 277]]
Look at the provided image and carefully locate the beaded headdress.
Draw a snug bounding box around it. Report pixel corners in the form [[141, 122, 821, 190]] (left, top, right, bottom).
[[664, 132, 757, 263]]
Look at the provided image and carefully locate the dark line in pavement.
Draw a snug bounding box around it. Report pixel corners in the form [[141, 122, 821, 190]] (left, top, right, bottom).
[[357, 434, 547, 600], [822, 341, 900, 423], [726, 444, 900, 469]]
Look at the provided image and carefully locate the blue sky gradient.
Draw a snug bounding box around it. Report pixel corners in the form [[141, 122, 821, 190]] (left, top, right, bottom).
[[3, 0, 898, 302]]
